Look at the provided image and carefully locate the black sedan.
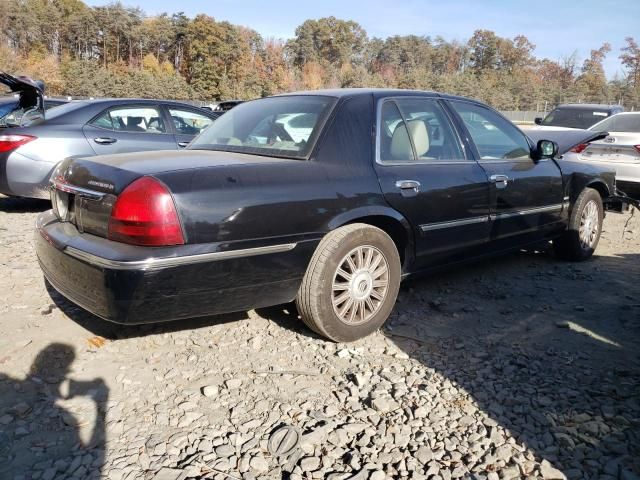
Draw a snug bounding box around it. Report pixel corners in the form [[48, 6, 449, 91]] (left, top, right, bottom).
[[36, 89, 626, 342], [0, 96, 220, 199]]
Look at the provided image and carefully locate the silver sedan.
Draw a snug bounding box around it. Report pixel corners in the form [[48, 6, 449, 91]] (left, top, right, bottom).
[[0, 98, 219, 199], [563, 112, 640, 198]]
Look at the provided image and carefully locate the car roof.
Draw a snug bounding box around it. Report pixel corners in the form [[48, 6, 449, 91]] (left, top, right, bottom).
[[274, 88, 484, 104], [605, 111, 640, 115], [555, 103, 622, 110], [67, 98, 202, 107]]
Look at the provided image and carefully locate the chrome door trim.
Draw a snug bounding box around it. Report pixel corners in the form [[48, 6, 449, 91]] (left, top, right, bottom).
[[420, 215, 489, 232], [490, 203, 563, 221], [65, 243, 297, 271]]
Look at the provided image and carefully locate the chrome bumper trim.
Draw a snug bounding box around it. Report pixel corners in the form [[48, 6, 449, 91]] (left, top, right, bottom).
[[65, 243, 297, 271], [420, 215, 489, 232], [52, 181, 105, 200]]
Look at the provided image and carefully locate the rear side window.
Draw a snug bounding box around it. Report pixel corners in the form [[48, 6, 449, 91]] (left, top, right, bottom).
[[169, 108, 214, 135], [378, 98, 464, 162], [450, 101, 530, 160], [590, 114, 640, 133], [90, 106, 166, 134], [541, 108, 609, 129]]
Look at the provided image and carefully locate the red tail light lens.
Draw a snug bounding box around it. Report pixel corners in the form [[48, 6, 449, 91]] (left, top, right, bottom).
[[570, 143, 588, 154], [108, 177, 185, 246], [0, 134, 36, 153]]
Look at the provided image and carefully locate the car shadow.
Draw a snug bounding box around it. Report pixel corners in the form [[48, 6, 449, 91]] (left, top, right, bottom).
[[45, 281, 314, 341], [0, 195, 50, 213], [383, 249, 640, 477], [0, 343, 108, 478]]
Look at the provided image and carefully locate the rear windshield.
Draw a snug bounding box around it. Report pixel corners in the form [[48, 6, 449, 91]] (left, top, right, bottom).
[[189, 96, 337, 159], [589, 114, 640, 133], [42, 101, 87, 120], [541, 107, 611, 129]]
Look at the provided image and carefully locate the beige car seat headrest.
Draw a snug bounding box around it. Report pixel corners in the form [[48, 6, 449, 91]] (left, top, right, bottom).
[[390, 119, 430, 159]]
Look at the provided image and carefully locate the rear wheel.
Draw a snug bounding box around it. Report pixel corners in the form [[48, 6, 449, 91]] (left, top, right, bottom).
[[553, 187, 603, 261], [296, 223, 401, 342]]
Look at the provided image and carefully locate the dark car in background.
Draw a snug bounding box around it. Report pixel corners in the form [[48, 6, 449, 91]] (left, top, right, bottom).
[[0, 98, 219, 199], [0, 97, 68, 123], [37, 89, 623, 342], [203, 100, 245, 113], [534, 103, 624, 130]]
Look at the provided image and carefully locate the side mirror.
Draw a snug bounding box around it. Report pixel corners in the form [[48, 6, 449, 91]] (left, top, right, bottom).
[[534, 117, 543, 125], [535, 139, 558, 160]]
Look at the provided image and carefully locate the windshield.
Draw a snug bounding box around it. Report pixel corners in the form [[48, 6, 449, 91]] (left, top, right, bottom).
[[189, 95, 337, 159], [541, 107, 611, 129], [589, 114, 640, 133]]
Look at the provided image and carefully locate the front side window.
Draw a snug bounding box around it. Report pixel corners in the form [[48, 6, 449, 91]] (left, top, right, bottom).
[[450, 101, 531, 160], [169, 108, 214, 135], [189, 96, 336, 159], [379, 98, 464, 162], [90, 106, 166, 134]]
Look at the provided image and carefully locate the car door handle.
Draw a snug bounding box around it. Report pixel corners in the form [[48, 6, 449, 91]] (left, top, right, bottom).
[[177, 141, 190, 148], [93, 137, 117, 145], [490, 174, 510, 189], [395, 180, 421, 192]]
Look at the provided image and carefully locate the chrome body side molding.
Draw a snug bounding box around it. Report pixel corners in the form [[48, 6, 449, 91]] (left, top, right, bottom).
[[420, 203, 564, 231], [489, 203, 563, 221], [420, 216, 489, 232]]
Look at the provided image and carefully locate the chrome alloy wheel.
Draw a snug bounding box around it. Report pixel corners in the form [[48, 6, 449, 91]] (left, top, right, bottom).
[[579, 200, 599, 249], [331, 245, 390, 325]]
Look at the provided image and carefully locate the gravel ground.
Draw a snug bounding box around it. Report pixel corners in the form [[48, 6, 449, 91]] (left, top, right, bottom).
[[0, 195, 639, 480]]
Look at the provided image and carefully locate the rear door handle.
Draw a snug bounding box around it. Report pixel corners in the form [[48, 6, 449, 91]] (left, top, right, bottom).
[[93, 137, 117, 145], [395, 180, 421, 192], [178, 141, 190, 148], [490, 174, 510, 189]]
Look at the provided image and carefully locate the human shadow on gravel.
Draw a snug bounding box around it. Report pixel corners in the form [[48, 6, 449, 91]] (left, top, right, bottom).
[[384, 249, 640, 478], [0, 343, 108, 478], [0, 195, 50, 213]]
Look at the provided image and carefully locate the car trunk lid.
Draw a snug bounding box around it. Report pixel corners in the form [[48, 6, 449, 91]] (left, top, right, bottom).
[[50, 149, 298, 240]]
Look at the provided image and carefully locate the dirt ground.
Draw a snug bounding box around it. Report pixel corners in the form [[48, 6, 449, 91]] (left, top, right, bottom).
[[0, 195, 638, 480]]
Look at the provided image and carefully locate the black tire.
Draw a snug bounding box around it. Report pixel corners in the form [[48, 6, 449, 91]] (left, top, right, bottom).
[[296, 223, 401, 342], [553, 187, 603, 261]]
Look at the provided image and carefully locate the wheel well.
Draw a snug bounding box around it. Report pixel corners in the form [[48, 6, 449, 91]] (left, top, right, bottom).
[[587, 181, 609, 200], [344, 215, 410, 267]]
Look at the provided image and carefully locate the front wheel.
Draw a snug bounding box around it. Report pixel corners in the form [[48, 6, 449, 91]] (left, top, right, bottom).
[[296, 223, 401, 342], [553, 187, 603, 261]]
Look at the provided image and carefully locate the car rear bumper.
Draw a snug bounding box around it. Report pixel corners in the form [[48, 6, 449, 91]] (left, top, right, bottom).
[[35, 210, 317, 324], [0, 151, 54, 198]]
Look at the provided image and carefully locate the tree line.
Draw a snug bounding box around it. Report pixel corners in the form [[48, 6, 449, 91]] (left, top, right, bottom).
[[1, 0, 639, 110]]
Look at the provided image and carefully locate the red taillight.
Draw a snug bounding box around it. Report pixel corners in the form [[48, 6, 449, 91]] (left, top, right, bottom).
[[570, 143, 588, 154], [108, 177, 185, 246], [634, 145, 640, 154], [0, 134, 36, 153]]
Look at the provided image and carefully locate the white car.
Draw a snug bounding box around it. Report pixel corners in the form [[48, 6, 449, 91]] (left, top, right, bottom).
[[563, 112, 640, 197]]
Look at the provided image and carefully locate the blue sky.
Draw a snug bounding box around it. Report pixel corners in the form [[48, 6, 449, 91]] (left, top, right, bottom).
[[85, 0, 639, 78]]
